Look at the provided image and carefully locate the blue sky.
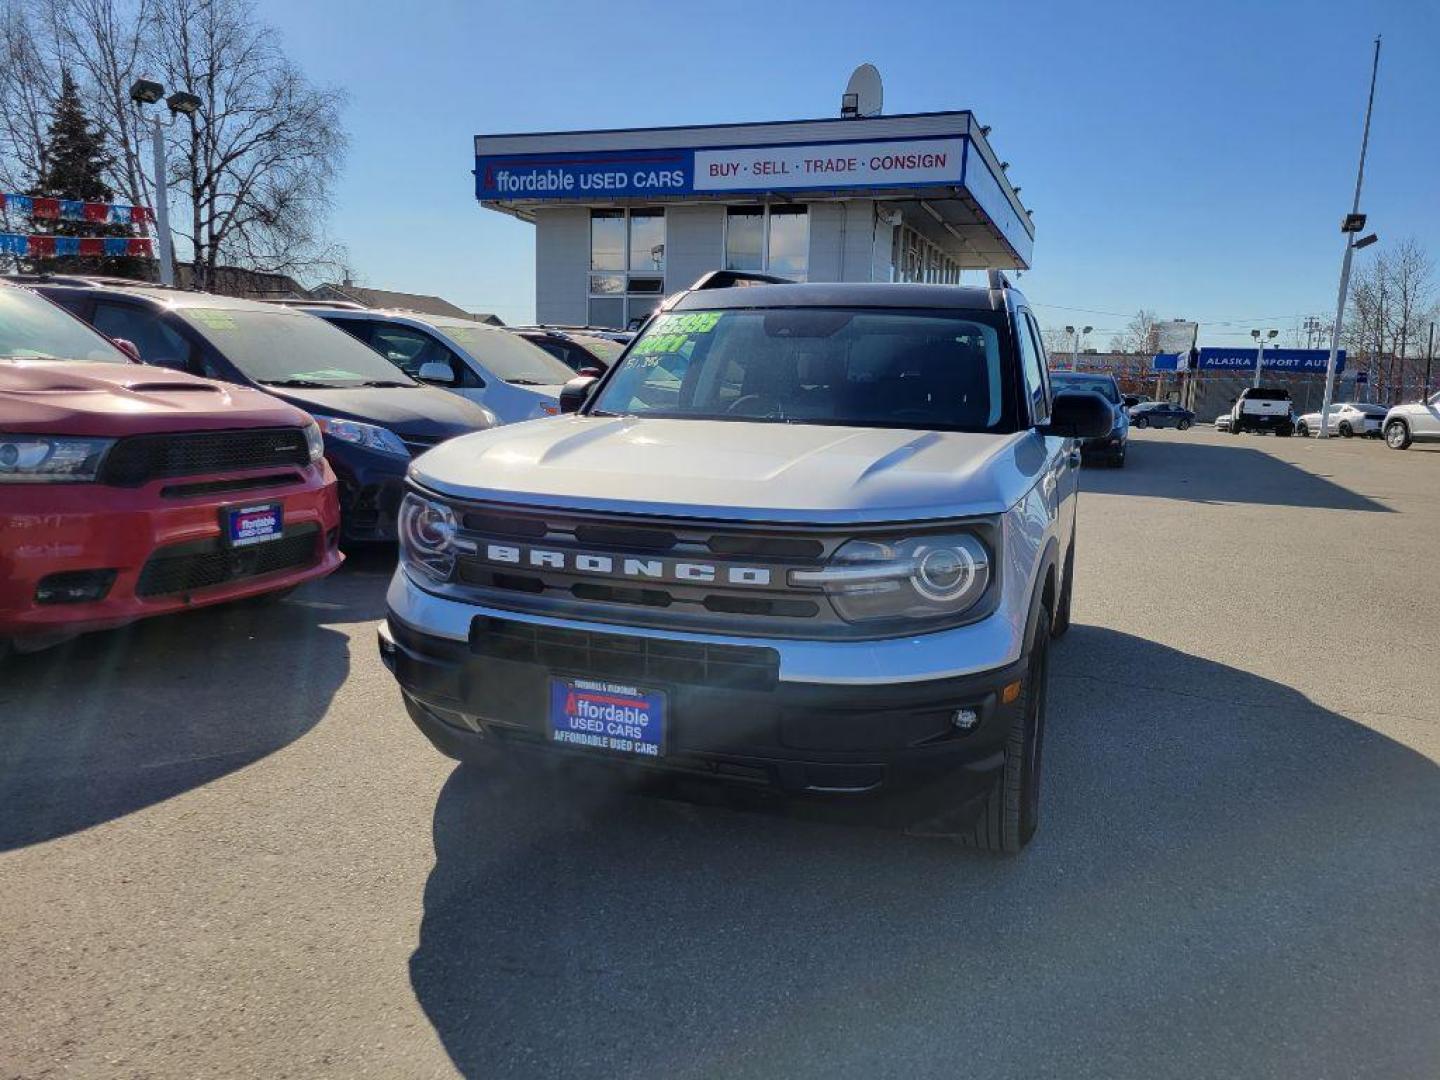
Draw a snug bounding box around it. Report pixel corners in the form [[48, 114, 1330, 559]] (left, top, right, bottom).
[[254, 0, 1439, 346]]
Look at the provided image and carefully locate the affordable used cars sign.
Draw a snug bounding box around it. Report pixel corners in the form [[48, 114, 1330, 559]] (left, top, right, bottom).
[[475, 138, 966, 199]]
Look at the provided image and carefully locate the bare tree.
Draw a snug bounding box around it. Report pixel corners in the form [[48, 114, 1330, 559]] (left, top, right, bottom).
[[0, 2, 55, 190], [1041, 324, 1072, 356], [1388, 237, 1433, 398], [147, 0, 347, 289], [1108, 309, 1161, 355]]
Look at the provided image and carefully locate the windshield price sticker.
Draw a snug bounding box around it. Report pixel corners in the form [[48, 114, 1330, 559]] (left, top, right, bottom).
[[185, 309, 238, 330]]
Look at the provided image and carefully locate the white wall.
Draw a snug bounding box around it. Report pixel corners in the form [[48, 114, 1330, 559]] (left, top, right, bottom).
[[533, 206, 589, 326], [664, 204, 724, 293], [807, 200, 888, 283]]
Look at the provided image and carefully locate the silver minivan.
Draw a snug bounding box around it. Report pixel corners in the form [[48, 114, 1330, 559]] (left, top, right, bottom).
[[309, 308, 575, 424]]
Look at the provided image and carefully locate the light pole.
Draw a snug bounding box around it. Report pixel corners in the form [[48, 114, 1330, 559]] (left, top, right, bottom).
[[1319, 36, 1382, 439], [128, 79, 202, 287], [1251, 328, 1279, 387], [1064, 325, 1091, 369]]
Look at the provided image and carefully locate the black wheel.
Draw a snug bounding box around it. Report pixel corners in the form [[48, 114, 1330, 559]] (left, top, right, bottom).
[[1052, 545, 1075, 638], [1132, 416, 1148, 429], [1339, 421, 1353, 438], [1177, 418, 1192, 431], [961, 623, 1050, 854], [1385, 420, 1412, 450], [1277, 425, 1293, 438], [1231, 421, 1244, 435], [1296, 420, 1309, 437]]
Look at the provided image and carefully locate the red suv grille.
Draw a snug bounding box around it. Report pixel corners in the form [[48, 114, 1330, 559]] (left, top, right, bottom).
[[101, 428, 310, 486]]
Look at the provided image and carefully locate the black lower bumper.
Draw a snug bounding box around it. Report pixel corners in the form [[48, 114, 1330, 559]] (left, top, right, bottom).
[[1081, 434, 1126, 460], [379, 613, 1028, 804]]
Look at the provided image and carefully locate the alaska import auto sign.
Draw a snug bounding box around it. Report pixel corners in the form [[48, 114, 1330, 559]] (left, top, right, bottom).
[[475, 137, 966, 200], [1195, 347, 1346, 374]]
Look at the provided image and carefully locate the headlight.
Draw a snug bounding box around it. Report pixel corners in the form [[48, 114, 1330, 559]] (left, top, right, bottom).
[[302, 420, 325, 463], [311, 414, 409, 457], [398, 492, 459, 583], [0, 434, 114, 483], [790, 532, 992, 625]]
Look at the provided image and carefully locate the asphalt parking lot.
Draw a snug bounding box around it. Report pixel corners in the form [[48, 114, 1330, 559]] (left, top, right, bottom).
[[2, 427, 1438, 1080]]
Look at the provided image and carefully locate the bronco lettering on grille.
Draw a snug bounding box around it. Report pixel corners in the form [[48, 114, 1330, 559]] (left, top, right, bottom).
[[482, 543, 772, 587]]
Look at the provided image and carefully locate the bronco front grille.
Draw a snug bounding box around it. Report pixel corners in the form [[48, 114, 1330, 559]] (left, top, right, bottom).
[[437, 502, 849, 637], [102, 428, 311, 487]]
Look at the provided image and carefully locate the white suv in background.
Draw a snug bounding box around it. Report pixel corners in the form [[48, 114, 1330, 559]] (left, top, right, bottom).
[[1382, 392, 1440, 450], [307, 308, 576, 424]]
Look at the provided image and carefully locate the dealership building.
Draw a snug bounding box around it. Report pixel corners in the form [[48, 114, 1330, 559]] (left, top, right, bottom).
[[473, 110, 1033, 328]]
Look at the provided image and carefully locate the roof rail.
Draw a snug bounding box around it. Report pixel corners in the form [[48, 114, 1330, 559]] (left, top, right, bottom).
[[261, 298, 368, 310], [689, 270, 793, 291]]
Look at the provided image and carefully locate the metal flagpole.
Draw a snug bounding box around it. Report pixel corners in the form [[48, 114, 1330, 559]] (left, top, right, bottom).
[[1318, 36, 1381, 438]]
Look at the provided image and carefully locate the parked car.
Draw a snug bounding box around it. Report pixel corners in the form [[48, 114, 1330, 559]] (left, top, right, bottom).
[[1122, 394, 1151, 409], [1215, 412, 1233, 432], [377, 270, 1112, 854], [1050, 370, 1128, 466], [18, 277, 495, 543], [0, 282, 342, 656], [1381, 392, 1440, 449], [509, 326, 626, 373], [1294, 401, 1386, 438], [309, 308, 574, 423], [1228, 387, 1294, 436], [1129, 400, 1194, 429]]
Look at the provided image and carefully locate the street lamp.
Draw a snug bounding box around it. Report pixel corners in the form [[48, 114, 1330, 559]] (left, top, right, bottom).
[[1251, 328, 1279, 387], [1064, 325, 1092, 369], [129, 78, 204, 287]]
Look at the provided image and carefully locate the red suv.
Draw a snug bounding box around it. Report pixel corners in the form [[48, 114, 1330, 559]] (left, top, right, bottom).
[[1, 284, 343, 655]]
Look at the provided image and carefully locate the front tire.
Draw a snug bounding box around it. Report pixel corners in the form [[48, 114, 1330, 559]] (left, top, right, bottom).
[[1133, 416, 1148, 429], [961, 624, 1050, 854], [1339, 421, 1353, 438], [1177, 418, 1192, 431], [1296, 420, 1309, 437], [1385, 420, 1412, 450]]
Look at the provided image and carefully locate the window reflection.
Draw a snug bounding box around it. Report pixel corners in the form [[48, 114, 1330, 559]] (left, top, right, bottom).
[[725, 207, 764, 272], [590, 210, 625, 271], [767, 206, 807, 280], [629, 209, 665, 273]]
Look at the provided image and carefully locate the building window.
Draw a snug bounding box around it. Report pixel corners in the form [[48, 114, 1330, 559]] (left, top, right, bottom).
[[892, 223, 961, 284], [725, 205, 808, 280], [588, 208, 666, 328]]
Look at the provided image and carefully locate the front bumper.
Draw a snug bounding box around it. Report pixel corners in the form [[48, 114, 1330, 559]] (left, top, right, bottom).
[[0, 463, 342, 647], [379, 571, 1032, 800], [324, 443, 410, 544], [1081, 433, 1126, 458]]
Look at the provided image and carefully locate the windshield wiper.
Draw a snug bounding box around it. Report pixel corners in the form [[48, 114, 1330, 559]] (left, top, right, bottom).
[[506, 378, 549, 386], [355, 379, 413, 388], [257, 377, 343, 388]]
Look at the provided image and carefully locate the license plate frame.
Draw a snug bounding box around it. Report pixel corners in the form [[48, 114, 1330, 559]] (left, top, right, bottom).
[[548, 677, 666, 760], [222, 501, 284, 548]]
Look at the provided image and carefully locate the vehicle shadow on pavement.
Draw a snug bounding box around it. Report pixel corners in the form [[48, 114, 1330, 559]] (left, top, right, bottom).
[[0, 579, 364, 851], [409, 626, 1439, 1080], [1084, 437, 1391, 511]]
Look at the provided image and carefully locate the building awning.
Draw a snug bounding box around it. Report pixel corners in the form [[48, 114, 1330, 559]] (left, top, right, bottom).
[[474, 111, 1034, 269]]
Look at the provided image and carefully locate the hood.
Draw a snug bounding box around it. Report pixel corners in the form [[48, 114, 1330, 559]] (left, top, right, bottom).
[[0, 359, 311, 435], [265, 384, 493, 437], [411, 416, 1047, 524]]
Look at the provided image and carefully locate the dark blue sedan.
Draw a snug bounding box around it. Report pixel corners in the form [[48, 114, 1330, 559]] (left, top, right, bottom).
[[1129, 401, 1195, 430]]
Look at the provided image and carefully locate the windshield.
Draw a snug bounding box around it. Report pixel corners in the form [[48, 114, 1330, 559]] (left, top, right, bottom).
[[1050, 373, 1119, 403], [0, 288, 130, 364], [445, 325, 575, 385], [568, 334, 624, 363], [590, 307, 1014, 430], [179, 308, 417, 386]]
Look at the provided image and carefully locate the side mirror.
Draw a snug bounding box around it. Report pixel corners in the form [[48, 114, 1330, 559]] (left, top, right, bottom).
[[417, 361, 455, 385], [577, 365, 605, 379], [1042, 390, 1113, 439], [559, 375, 599, 414], [111, 337, 141, 363]]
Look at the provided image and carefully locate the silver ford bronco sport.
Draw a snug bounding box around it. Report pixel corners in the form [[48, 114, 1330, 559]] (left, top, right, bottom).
[[378, 271, 1111, 852]]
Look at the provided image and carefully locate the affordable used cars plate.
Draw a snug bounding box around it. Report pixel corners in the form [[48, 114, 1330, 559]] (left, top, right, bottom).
[[223, 502, 283, 547], [549, 677, 665, 759]]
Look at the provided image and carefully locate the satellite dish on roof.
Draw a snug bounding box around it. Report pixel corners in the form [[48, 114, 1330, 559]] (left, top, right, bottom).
[[841, 64, 883, 119]]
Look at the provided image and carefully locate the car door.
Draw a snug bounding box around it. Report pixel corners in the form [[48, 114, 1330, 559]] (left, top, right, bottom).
[[1018, 308, 1075, 557], [1415, 393, 1440, 437]]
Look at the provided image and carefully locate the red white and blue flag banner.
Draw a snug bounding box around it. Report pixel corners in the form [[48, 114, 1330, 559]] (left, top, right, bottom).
[[0, 193, 154, 225], [0, 233, 154, 257]]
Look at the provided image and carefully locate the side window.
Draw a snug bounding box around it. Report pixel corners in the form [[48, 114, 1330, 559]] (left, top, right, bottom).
[[327, 318, 372, 346], [91, 301, 193, 371], [1014, 308, 1049, 424], [369, 324, 479, 387]]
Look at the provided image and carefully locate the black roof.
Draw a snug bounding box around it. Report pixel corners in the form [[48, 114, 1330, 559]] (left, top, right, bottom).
[[671, 281, 1018, 312]]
